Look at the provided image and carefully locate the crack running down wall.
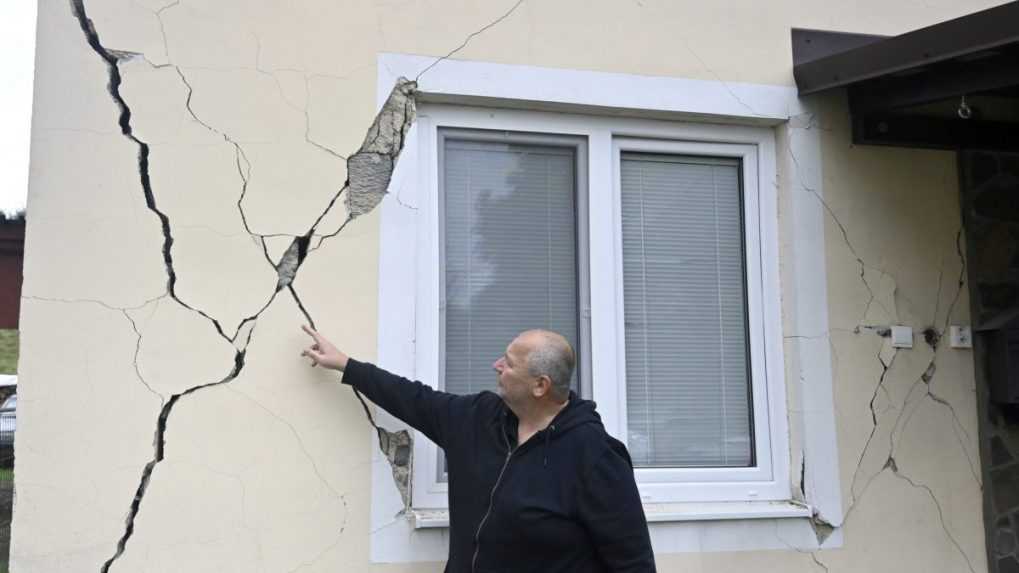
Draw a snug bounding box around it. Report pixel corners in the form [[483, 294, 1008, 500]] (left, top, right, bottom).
[[11, 0, 999, 571]]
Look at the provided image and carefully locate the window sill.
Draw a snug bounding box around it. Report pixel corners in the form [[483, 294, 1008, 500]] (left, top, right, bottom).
[[411, 500, 812, 529], [641, 500, 811, 523]]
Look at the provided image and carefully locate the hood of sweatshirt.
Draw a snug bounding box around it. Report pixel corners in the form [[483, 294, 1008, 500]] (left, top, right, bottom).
[[500, 391, 611, 468]]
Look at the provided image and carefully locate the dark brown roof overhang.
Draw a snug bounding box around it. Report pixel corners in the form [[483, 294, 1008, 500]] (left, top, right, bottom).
[[793, 2, 1019, 96], [792, 1, 1019, 150]]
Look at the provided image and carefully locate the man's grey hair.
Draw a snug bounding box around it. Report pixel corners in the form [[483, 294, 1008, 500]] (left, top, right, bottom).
[[523, 330, 576, 401]]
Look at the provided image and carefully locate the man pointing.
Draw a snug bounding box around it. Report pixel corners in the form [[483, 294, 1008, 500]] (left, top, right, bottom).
[[301, 325, 656, 572]]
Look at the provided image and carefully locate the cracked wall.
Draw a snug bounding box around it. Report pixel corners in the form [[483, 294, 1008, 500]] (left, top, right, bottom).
[[776, 89, 985, 573], [13, 0, 1005, 571]]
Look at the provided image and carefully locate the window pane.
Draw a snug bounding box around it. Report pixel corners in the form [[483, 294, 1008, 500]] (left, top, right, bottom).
[[443, 137, 580, 398], [621, 153, 753, 468]]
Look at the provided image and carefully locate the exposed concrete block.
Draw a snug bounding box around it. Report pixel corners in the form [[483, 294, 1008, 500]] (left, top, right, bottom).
[[347, 153, 394, 218], [345, 79, 416, 219], [273, 236, 306, 291]]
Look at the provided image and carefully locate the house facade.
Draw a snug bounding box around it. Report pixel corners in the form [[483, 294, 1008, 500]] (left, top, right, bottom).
[[14, 0, 1016, 571]]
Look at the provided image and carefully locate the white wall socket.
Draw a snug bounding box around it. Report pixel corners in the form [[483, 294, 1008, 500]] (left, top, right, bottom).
[[891, 325, 913, 348], [949, 325, 973, 349]]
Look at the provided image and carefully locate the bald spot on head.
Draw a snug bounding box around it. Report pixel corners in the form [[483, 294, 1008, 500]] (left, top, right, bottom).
[[517, 330, 576, 402]]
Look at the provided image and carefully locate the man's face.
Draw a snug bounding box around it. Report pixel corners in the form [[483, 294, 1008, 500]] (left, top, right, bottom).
[[492, 335, 535, 406]]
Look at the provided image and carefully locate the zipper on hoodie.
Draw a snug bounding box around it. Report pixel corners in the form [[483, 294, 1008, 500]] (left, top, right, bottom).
[[471, 421, 515, 573], [471, 408, 568, 572]]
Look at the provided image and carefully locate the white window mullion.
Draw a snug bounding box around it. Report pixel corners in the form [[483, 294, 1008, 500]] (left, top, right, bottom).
[[588, 128, 625, 440]]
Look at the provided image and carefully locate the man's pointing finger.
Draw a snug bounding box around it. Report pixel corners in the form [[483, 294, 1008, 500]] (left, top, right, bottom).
[[301, 324, 322, 342], [301, 347, 321, 366]]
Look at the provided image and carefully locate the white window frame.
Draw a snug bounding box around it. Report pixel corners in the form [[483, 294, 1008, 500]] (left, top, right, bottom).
[[433, 128, 592, 486], [371, 53, 843, 561], [612, 138, 784, 502], [409, 106, 787, 507]]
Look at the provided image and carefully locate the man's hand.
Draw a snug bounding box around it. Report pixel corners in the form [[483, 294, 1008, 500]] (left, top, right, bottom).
[[300, 325, 350, 372]]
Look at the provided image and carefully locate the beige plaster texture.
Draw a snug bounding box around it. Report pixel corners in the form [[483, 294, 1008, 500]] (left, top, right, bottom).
[[802, 92, 984, 572], [16, 0, 1006, 571]]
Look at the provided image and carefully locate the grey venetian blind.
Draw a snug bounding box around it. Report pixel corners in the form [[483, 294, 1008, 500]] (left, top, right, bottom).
[[442, 137, 579, 397], [621, 152, 753, 468]]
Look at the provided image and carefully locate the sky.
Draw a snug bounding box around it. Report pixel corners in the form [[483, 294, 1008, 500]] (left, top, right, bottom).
[[0, 1, 38, 216]]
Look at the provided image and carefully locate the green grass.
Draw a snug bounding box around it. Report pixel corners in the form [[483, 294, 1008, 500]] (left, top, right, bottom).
[[0, 330, 17, 374], [0, 468, 11, 483]]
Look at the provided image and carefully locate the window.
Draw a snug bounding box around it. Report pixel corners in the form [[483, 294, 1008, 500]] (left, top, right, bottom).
[[372, 55, 840, 559], [437, 130, 590, 482], [406, 105, 788, 508], [439, 132, 587, 400], [619, 152, 752, 470]]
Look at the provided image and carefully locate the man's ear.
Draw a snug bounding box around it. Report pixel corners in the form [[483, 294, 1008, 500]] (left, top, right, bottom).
[[533, 375, 553, 398]]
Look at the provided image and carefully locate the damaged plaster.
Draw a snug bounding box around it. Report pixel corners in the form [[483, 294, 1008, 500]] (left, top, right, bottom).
[[64, 0, 419, 569], [353, 392, 414, 508], [775, 94, 984, 572], [344, 81, 417, 219], [791, 93, 983, 572], [17, 0, 998, 571]]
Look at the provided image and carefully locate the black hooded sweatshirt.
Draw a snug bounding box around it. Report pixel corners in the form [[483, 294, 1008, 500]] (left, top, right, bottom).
[[342, 359, 656, 573]]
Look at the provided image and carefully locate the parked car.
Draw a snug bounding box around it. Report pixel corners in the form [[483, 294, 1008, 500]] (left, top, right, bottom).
[[0, 375, 15, 467], [0, 393, 15, 446]]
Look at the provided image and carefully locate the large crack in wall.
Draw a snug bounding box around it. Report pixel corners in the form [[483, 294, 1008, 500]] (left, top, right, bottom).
[[774, 109, 982, 566], [784, 115, 980, 571], [69, 0, 234, 341], [69, 0, 419, 568], [51, 1, 984, 569]]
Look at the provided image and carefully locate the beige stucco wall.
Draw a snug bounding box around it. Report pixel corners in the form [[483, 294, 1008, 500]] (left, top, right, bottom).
[[15, 0, 1008, 571], [792, 90, 983, 572]]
